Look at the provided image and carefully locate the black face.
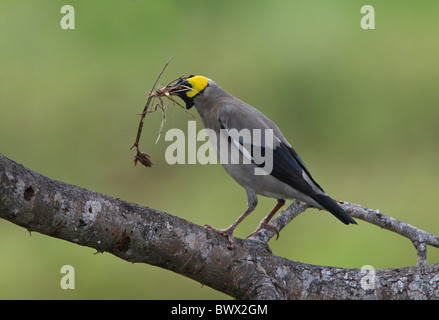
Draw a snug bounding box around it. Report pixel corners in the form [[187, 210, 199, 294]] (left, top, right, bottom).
[[171, 75, 195, 109]]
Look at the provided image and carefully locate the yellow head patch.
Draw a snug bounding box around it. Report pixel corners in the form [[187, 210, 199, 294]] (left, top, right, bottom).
[[186, 75, 209, 98]]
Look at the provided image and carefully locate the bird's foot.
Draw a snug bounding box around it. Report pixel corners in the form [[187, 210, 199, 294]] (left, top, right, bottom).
[[247, 223, 279, 240], [204, 224, 237, 249]]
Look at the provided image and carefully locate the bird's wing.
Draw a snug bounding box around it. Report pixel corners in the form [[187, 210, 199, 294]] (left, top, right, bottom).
[[217, 104, 356, 225], [217, 104, 324, 197]]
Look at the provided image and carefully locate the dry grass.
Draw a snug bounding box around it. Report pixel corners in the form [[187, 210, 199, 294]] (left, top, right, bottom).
[[131, 56, 194, 168]]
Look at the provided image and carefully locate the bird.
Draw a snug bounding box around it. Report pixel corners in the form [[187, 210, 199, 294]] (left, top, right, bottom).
[[167, 75, 356, 247]]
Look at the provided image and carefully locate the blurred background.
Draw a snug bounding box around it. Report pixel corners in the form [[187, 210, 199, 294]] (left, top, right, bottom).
[[1, 0, 438, 299]]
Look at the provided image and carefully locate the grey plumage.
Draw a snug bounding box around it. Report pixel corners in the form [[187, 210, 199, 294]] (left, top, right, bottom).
[[170, 75, 356, 247]]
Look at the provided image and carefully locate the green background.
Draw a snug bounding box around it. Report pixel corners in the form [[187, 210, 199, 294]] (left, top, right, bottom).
[[1, 0, 438, 299]]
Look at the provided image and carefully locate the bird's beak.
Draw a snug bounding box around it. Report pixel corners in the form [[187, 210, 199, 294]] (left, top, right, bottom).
[[166, 77, 195, 109], [167, 78, 191, 95], [149, 76, 194, 109]]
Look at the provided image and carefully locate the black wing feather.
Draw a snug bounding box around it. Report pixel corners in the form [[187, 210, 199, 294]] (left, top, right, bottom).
[[218, 111, 356, 225], [269, 143, 356, 224], [270, 142, 321, 197]]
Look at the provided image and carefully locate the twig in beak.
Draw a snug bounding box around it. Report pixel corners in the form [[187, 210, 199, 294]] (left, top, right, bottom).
[[131, 57, 195, 168], [131, 56, 174, 167]]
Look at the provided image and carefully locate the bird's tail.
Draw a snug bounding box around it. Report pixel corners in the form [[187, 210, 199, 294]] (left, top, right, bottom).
[[313, 194, 357, 225]]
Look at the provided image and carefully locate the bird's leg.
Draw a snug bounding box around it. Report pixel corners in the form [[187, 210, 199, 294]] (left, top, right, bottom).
[[247, 199, 286, 239], [205, 188, 258, 248], [204, 207, 255, 249]]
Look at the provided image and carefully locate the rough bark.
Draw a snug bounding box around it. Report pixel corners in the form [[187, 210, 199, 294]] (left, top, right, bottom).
[[1, 153, 438, 299]]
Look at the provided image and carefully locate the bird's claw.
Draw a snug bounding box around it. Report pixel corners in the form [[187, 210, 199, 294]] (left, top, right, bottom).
[[204, 224, 236, 249], [247, 223, 280, 240]]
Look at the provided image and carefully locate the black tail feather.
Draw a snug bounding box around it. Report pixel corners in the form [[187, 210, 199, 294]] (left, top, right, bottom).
[[314, 194, 357, 225]]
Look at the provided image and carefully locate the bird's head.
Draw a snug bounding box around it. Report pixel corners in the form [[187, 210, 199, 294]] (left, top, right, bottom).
[[169, 75, 209, 109]]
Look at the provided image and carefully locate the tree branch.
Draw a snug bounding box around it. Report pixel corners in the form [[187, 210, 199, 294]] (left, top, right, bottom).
[[250, 200, 439, 267], [1, 153, 438, 299]]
